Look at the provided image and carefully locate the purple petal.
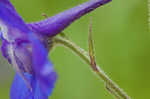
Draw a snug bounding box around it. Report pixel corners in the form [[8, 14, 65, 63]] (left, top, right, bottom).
[[0, 0, 57, 98], [28, 0, 111, 37], [0, 0, 31, 43], [1, 40, 12, 63], [13, 42, 32, 73], [10, 73, 48, 99], [0, 0, 29, 33], [0, 0, 15, 10], [30, 33, 57, 95]]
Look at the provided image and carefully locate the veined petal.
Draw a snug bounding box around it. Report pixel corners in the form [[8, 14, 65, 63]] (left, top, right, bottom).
[[1, 40, 12, 63], [0, 0, 31, 43], [0, 0, 29, 33], [28, 0, 111, 37], [30, 33, 57, 96], [10, 73, 48, 99], [13, 42, 33, 73], [0, 0, 57, 98]]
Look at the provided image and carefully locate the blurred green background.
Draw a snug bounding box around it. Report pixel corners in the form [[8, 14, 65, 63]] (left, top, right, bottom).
[[0, 0, 149, 99]]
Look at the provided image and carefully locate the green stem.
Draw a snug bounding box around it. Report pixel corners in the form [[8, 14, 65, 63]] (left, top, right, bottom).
[[53, 37, 130, 99], [105, 84, 121, 99]]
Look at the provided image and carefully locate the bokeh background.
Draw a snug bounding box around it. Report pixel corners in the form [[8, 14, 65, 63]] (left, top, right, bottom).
[[0, 0, 149, 99]]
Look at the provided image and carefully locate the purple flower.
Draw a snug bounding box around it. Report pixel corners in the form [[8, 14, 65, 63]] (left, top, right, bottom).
[[0, 0, 111, 99]]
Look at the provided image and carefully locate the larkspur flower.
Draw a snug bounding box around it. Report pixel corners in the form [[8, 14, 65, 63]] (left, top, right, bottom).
[[0, 0, 111, 99]]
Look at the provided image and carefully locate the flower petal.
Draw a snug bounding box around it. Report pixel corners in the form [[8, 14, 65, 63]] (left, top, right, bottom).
[[10, 73, 48, 99], [13, 42, 33, 73], [0, 0, 29, 33], [0, 0, 15, 9], [0, 40, 12, 63], [0, 0, 31, 44], [28, 0, 111, 37], [30, 33, 57, 96], [0, 0, 57, 98]]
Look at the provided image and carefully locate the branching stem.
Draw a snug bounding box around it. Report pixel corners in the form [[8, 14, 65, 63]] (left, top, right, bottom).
[[53, 37, 130, 99]]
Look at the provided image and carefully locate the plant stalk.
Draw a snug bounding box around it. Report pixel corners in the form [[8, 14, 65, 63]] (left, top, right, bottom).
[[53, 37, 130, 99]]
